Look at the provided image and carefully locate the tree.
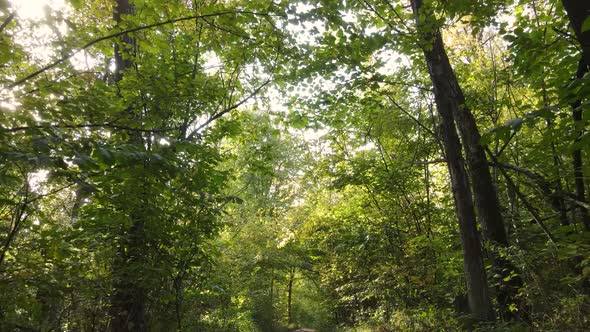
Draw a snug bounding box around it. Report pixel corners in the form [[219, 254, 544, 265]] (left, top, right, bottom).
[[2, 0, 590, 331], [107, 1, 149, 330], [1, 0, 284, 330], [410, 0, 493, 321], [561, 0, 590, 230]]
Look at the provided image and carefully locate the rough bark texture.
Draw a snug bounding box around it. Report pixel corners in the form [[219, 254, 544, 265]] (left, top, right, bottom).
[[435, 30, 526, 318], [411, 0, 508, 247], [410, 0, 494, 321], [109, 1, 148, 331], [411, 0, 531, 321], [425, 29, 508, 247]]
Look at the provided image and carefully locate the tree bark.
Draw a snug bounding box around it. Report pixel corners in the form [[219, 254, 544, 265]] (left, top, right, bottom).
[[572, 59, 590, 230], [562, 0, 590, 232], [421, 26, 508, 247], [561, 0, 590, 67], [410, 0, 531, 320], [108, 1, 148, 331], [410, 0, 493, 321]]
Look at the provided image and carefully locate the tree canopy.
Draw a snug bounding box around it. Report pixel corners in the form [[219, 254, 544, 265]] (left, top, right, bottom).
[[1, 0, 589, 331]]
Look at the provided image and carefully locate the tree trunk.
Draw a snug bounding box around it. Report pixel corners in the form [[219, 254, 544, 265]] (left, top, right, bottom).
[[174, 274, 183, 332], [270, 267, 275, 327], [571, 58, 590, 231], [287, 268, 295, 326], [410, 0, 530, 320], [561, 0, 590, 67], [562, 0, 590, 232], [547, 119, 570, 226], [108, 1, 148, 331], [411, 2, 507, 245], [572, 58, 590, 230], [410, 0, 493, 321], [425, 27, 508, 247]]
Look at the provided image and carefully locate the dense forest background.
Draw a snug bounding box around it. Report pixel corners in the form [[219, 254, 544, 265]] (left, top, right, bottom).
[[1, 0, 590, 331]]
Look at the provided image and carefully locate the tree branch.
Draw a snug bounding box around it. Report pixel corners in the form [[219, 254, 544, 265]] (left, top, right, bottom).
[[385, 95, 438, 139], [489, 161, 551, 193], [0, 12, 15, 34], [6, 10, 277, 89], [186, 79, 270, 139], [200, 17, 251, 40], [412, 158, 446, 165], [3, 123, 178, 134], [486, 147, 557, 244]]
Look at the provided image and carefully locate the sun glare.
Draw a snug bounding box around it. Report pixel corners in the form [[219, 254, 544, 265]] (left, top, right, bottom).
[[10, 0, 68, 20]]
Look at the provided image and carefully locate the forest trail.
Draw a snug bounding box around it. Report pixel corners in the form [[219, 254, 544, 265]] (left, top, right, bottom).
[[290, 329, 316, 332]]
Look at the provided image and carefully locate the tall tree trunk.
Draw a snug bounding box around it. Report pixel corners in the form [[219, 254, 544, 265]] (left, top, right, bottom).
[[110, 224, 147, 332], [410, 0, 529, 320], [287, 268, 295, 326], [561, 1, 590, 67], [561, 0, 590, 229], [410, 1, 507, 245], [571, 58, 590, 230], [269, 267, 275, 329], [562, 0, 590, 231], [546, 119, 570, 226], [410, 0, 493, 321], [108, 1, 147, 331], [174, 274, 184, 332]]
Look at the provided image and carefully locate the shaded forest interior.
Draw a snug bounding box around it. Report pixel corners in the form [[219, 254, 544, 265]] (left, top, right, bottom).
[[1, 0, 590, 331]]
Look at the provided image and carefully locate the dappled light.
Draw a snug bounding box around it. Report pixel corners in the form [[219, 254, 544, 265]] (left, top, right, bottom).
[[1, 0, 590, 331]]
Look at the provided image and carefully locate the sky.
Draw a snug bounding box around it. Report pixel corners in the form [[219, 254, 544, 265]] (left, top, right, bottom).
[[10, 0, 68, 20], [5, 0, 378, 147], [5, 0, 328, 179]]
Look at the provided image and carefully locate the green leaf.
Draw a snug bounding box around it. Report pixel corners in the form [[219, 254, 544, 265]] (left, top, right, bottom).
[[582, 16, 590, 32]]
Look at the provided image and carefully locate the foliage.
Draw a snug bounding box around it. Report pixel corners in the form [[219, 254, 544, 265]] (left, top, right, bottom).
[[1, 0, 590, 331]]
